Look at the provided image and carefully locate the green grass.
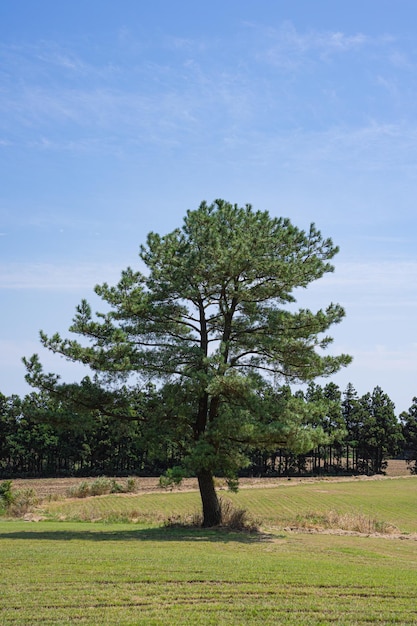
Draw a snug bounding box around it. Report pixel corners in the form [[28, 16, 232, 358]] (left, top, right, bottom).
[[1, 477, 417, 624], [1, 521, 417, 624], [40, 476, 417, 533], [229, 477, 417, 533]]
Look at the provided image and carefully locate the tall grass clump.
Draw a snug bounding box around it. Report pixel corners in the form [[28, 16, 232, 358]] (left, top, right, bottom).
[[67, 477, 137, 499], [219, 498, 259, 532]]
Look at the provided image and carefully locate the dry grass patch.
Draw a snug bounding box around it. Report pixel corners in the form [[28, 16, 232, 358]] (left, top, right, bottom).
[[0, 481, 38, 518], [292, 510, 399, 534], [219, 497, 260, 532]]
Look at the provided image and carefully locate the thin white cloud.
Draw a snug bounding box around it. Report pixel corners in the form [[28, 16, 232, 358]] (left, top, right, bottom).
[[0, 338, 90, 397], [247, 21, 374, 70], [321, 260, 417, 285], [1, 209, 109, 231], [36, 49, 87, 72], [240, 121, 417, 176], [355, 345, 417, 371], [0, 262, 125, 290], [278, 21, 369, 53], [0, 40, 116, 79], [0, 339, 42, 366], [388, 50, 414, 70], [295, 259, 417, 314]]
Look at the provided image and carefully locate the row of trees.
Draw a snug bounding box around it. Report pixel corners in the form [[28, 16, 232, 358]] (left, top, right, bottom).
[[1, 382, 416, 479], [253, 382, 415, 476]]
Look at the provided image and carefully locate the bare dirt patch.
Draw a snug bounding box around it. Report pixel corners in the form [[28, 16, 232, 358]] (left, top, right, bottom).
[[10, 477, 184, 500], [384, 459, 410, 476]]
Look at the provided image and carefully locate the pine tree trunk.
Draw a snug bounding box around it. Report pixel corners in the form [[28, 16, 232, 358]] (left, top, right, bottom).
[[197, 469, 221, 527]]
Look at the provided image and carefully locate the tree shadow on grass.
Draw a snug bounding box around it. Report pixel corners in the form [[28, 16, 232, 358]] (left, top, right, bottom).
[[0, 525, 277, 543]]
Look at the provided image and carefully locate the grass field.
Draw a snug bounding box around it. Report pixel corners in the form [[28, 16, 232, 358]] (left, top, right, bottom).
[[1, 474, 417, 625], [32, 475, 417, 534]]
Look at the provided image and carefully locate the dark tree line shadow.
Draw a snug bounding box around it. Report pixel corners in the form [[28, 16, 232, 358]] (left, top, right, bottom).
[[0, 525, 277, 544]]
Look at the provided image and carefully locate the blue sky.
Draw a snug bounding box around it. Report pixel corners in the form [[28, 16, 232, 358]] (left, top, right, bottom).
[[1, 0, 417, 414]]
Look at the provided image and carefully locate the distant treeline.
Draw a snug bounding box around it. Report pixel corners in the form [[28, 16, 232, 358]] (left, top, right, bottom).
[[1, 382, 417, 478]]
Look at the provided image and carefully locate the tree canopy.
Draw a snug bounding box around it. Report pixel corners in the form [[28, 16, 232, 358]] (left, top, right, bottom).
[[25, 199, 351, 526]]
